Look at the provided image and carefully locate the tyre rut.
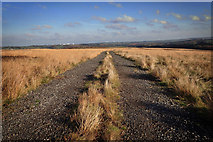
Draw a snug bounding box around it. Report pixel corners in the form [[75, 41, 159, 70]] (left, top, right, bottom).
[[3, 52, 106, 140], [111, 52, 213, 141]]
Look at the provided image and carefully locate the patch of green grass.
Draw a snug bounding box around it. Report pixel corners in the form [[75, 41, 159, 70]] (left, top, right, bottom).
[[3, 99, 13, 107], [56, 67, 61, 74], [104, 123, 121, 140], [159, 81, 167, 86], [41, 76, 52, 84], [35, 99, 40, 106], [85, 81, 93, 89], [121, 126, 127, 130], [179, 100, 187, 107]]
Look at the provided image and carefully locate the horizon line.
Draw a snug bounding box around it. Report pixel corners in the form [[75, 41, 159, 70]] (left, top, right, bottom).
[[2, 36, 211, 47]]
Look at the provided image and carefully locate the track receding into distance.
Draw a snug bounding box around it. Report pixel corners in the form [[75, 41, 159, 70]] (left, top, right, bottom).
[[111, 52, 213, 141], [3, 51, 213, 141], [3, 52, 105, 140]]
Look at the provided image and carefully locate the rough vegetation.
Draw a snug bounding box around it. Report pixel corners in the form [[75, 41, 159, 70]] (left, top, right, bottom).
[[2, 49, 106, 104], [111, 52, 213, 140], [2, 52, 106, 140], [2, 49, 212, 141], [115, 48, 212, 111], [67, 52, 124, 140]]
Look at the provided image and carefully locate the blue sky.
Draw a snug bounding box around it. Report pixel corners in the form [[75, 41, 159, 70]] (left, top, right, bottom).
[[2, 2, 212, 46]]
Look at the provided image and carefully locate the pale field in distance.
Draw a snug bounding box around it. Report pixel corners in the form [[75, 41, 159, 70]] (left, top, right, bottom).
[[115, 48, 212, 109], [2, 49, 108, 104]]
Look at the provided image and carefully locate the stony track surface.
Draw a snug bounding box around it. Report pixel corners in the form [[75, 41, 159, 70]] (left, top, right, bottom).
[[3, 51, 213, 141], [2, 52, 105, 140], [111, 52, 213, 141]]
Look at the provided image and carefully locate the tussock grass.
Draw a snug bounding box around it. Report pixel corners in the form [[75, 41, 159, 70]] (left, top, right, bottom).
[[70, 86, 104, 140], [68, 52, 123, 140], [2, 49, 106, 104], [115, 48, 212, 110]]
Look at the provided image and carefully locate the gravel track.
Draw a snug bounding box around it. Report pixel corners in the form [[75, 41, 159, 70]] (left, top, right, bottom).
[[3, 51, 213, 141], [111, 52, 213, 141], [2, 52, 106, 140]]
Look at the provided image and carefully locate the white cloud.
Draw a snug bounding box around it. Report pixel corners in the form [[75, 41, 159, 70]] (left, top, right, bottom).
[[153, 19, 167, 24], [203, 15, 211, 20], [93, 14, 136, 23], [151, 19, 169, 26], [190, 15, 200, 21], [112, 14, 136, 23], [150, 18, 179, 30], [169, 13, 182, 19], [160, 20, 167, 24]]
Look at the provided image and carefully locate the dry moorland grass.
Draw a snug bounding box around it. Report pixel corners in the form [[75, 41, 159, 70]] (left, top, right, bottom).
[[115, 48, 212, 109], [68, 52, 124, 140], [2, 49, 107, 104]]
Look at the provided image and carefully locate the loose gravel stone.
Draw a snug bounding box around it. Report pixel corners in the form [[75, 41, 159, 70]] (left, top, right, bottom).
[[111, 52, 213, 141], [3, 51, 212, 141], [3, 52, 106, 140]]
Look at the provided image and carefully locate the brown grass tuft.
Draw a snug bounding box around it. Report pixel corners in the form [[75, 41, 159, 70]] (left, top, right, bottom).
[[71, 87, 104, 140], [69, 52, 123, 140], [2, 49, 106, 104], [115, 48, 212, 109]]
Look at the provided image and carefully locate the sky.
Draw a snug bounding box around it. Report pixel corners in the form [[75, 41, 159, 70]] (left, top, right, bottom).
[[2, 2, 212, 46]]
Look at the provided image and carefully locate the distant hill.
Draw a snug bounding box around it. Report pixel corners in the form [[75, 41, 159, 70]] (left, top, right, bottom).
[[2, 37, 212, 50]]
